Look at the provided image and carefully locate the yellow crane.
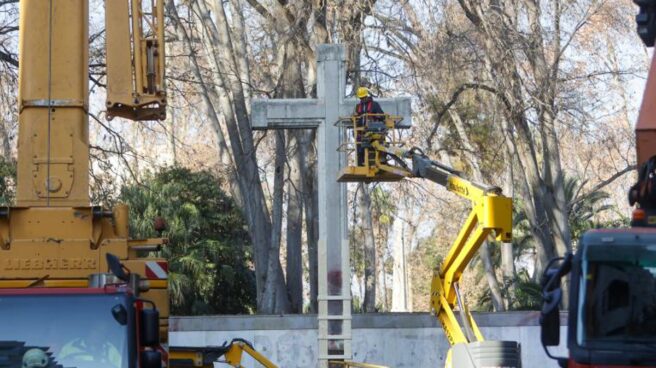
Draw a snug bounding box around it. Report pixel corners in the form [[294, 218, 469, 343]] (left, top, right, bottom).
[[0, 1, 275, 367], [170, 339, 278, 368], [337, 114, 520, 368], [0, 0, 168, 366]]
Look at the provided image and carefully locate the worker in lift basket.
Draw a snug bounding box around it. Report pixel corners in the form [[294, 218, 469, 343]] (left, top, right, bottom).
[[354, 87, 384, 166]]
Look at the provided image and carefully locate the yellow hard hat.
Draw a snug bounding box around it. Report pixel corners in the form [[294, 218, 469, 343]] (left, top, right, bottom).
[[356, 87, 370, 98]]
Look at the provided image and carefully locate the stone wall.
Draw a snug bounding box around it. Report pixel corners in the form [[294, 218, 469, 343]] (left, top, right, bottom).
[[169, 312, 568, 367]]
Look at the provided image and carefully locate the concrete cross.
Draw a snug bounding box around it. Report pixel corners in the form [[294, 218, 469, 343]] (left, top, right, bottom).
[[251, 44, 412, 367]]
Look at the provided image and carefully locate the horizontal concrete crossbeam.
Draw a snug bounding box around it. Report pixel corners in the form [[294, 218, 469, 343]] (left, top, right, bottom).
[[251, 98, 413, 130]]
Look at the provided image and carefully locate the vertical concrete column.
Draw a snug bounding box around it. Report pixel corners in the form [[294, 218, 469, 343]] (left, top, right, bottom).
[[316, 44, 351, 367]]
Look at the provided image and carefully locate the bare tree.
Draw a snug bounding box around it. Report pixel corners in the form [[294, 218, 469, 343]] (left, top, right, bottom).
[[358, 183, 377, 312]]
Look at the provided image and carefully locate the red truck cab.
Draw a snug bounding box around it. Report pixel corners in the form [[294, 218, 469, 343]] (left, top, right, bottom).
[[541, 228, 656, 368], [0, 256, 162, 368]]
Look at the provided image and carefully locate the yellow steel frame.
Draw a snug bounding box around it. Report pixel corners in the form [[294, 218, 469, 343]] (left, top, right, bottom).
[[431, 189, 511, 345], [169, 341, 278, 368], [337, 114, 407, 181], [223, 341, 278, 368], [169, 350, 208, 367]]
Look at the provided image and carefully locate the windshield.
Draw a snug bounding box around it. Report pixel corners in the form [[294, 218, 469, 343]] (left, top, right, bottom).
[[0, 292, 129, 368], [577, 244, 656, 349]]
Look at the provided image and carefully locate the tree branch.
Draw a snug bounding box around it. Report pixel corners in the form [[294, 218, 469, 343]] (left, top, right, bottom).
[[456, 0, 482, 26], [0, 26, 17, 35], [0, 50, 17, 67], [572, 165, 637, 207], [243, 0, 276, 25], [426, 82, 509, 147]]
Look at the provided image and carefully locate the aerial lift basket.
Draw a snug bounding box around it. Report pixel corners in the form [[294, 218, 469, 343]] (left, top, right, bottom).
[[336, 114, 411, 183]]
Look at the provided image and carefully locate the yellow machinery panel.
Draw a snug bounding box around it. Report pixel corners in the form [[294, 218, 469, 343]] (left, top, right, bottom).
[[0, 205, 171, 340], [17, 0, 89, 207]]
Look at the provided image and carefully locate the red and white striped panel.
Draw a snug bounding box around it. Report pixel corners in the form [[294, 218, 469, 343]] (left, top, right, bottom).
[[145, 261, 168, 279], [158, 344, 169, 367]]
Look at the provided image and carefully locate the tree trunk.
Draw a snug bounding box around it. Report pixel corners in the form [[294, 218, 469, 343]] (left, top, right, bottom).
[[168, 107, 177, 166], [301, 131, 319, 313], [174, 0, 291, 312], [260, 131, 291, 313], [199, 0, 279, 303], [286, 134, 304, 313], [480, 241, 505, 312], [222, 0, 252, 105], [455, 0, 564, 282], [391, 204, 408, 311], [359, 183, 377, 312], [278, 40, 308, 314], [0, 116, 11, 160]]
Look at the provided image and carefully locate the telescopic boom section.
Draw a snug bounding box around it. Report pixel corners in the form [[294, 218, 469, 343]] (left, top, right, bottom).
[[106, 0, 166, 121], [17, 0, 91, 207], [16, 0, 166, 207]]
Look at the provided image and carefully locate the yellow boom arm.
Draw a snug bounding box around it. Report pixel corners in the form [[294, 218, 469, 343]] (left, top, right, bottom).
[[399, 148, 512, 346], [169, 339, 278, 368], [426, 171, 511, 345], [337, 115, 512, 347]]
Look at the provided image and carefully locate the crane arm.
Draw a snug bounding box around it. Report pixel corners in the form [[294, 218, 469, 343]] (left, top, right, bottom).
[[169, 339, 279, 368], [105, 0, 166, 121], [338, 116, 512, 347], [379, 145, 512, 345]]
